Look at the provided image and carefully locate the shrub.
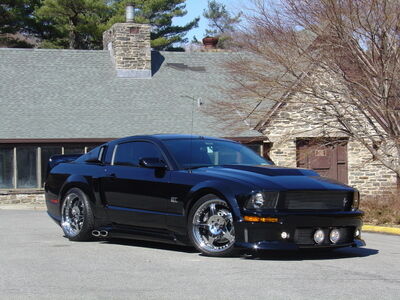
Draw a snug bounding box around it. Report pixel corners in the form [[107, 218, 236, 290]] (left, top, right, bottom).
[[361, 193, 400, 225]]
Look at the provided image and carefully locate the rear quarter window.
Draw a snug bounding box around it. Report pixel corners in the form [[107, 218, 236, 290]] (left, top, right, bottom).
[[76, 146, 105, 163]]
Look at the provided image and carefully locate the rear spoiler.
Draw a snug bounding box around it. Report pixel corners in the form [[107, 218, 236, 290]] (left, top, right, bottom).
[[47, 154, 82, 174]]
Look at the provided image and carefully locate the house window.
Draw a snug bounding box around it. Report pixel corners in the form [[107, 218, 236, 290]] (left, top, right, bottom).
[[0, 143, 102, 190], [243, 142, 272, 161], [64, 146, 85, 155], [0, 147, 14, 189], [246, 143, 262, 155], [17, 147, 37, 188]]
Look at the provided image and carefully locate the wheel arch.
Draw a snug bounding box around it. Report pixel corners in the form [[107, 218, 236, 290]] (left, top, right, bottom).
[[185, 181, 242, 220], [59, 175, 96, 210]]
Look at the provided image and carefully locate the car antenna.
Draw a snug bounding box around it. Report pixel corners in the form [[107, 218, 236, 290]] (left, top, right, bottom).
[[181, 95, 203, 173]]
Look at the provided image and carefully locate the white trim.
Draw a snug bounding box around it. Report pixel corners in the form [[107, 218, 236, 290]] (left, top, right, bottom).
[[13, 147, 17, 189], [37, 147, 41, 188], [98, 146, 105, 161], [111, 144, 118, 165]]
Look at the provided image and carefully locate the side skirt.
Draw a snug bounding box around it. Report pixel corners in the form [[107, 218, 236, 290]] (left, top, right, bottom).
[[97, 224, 190, 246]]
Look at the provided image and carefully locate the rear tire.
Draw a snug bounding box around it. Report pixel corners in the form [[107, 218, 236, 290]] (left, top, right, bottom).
[[60, 187, 95, 241], [188, 194, 237, 257]]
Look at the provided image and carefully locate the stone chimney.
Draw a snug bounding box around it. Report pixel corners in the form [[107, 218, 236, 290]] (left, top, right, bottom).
[[103, 4, 151, 78]]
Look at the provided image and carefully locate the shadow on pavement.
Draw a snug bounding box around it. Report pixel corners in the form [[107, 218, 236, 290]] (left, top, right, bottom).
[[101, 238, 197, 253], [99, 237, 378, 260], [241, 247, 379, 261]]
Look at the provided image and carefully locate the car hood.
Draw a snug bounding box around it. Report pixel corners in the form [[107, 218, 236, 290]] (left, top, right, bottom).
[[193, 165, 352, 191]]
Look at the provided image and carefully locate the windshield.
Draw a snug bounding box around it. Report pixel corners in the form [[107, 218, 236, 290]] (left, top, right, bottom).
[[163, 139, 271, 169]]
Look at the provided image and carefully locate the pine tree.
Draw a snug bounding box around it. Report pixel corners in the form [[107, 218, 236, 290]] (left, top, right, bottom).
[[1, 0, 37, 34], [35, 0, 112, 49], [203, 0, 241, 49], [108, 0, 199, 50], [2, 0, 198, 50], [0, 0, 45, 47]]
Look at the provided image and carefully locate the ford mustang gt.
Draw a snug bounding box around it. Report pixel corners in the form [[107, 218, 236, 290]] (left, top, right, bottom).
[[45, 134, 365, 256]]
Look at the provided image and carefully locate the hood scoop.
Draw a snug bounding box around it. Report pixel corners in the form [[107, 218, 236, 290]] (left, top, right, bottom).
[[221, 165, 317, 177]]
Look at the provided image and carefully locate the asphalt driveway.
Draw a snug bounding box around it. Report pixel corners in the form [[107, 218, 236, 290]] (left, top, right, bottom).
[[0, 210, 399, 300]]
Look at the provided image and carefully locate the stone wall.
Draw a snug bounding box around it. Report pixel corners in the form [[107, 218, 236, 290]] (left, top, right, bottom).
[[103, 23, 151, 78], [263, 101, 398, 196], [348, 140, 398, 195], [0, 191, 45, 205], [264, 101, 319, 168], [269, 138, 297, 168]]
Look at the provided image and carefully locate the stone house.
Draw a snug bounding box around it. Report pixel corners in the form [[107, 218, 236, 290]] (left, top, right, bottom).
[[255, 93, 399, 196], [0, 17, 396, 204]]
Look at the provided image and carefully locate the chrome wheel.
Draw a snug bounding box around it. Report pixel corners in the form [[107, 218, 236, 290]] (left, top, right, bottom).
[[191, 199, 235, 253], [61, 192, 85, 237]]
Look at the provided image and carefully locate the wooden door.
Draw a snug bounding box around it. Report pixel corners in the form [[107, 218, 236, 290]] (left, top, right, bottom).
[[297, 139, 348, 183]]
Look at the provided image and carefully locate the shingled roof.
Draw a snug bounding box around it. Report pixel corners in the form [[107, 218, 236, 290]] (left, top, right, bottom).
[[0, 48, 265, 139]]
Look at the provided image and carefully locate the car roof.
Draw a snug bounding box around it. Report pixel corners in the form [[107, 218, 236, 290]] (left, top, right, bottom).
[[109, 134, 236, 145], [151, 134, 231, 141]]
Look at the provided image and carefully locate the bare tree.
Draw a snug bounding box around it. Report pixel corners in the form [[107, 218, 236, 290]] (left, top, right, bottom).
[[212, 0, 400, 177]]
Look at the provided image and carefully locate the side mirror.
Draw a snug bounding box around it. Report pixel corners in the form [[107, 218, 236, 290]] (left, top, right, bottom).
[[139, 157, 167, 169]]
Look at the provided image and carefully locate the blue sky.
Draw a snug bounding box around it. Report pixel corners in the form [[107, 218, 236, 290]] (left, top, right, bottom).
[[174, 0, 245, 42]]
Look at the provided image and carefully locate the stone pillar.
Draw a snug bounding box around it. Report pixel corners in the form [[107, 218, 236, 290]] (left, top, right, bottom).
[[103, 23, 151, 78]]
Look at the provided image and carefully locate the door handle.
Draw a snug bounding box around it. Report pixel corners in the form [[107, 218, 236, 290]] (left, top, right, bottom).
[[108, 173, 116, 179]]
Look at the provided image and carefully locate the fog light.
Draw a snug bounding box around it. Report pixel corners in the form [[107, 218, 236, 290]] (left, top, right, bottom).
[[355, 229, 360, 237], [281, 231, 289, 239], [329, 229, 340, 244], [313, 229, 325, 244]]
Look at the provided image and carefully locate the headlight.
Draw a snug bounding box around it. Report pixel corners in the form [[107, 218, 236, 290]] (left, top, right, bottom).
[[352, 190, 360, 210], [245, 192, 279, 210]]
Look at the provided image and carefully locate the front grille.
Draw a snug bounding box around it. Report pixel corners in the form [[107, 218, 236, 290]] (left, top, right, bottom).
[[294, 227, 355, 245], [281, 191, 352, 211]]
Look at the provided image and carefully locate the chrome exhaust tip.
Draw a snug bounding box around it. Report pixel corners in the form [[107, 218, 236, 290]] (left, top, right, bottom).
[[100, 230, 109, 237], [91, 230, 101, 237]]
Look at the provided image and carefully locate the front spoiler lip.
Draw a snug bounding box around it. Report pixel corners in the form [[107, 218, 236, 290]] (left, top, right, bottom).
[[240, 209, 364, 218], [235, 238, 366, 250]]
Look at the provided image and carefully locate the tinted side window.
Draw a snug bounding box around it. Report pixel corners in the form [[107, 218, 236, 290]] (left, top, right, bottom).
[[114, 142, 163, 167]]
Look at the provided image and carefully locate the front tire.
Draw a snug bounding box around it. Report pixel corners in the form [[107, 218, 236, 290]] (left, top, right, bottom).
[[188, 194, 236, 257], [60, 188, 95, 241]]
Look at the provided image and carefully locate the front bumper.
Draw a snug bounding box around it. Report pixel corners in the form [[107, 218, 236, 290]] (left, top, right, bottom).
[[234, 211, 365, 250]]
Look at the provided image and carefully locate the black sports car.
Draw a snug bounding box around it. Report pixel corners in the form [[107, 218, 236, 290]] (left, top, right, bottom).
[[45, 134, 365, 256]]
